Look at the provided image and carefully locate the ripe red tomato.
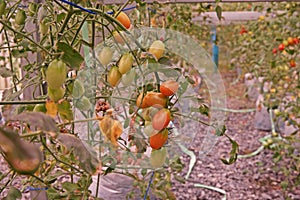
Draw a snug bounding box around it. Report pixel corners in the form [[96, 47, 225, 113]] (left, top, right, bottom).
[[149, 128, 168, 150], [115, 11, 131, 29], [278, 44, 285, 51], [294, 37, 299, 44], [107, 66, 122, 87], [152, 108, 171, 130], [272, 48, 277, 54], [160, 80, 179, 96], [290, 60, 296, 68]]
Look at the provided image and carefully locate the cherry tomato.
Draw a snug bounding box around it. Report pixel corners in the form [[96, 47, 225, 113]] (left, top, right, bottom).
[[160, 80, 179, 96], [97, 46, 113, 66], [39, 21, 49, 35], [283, 40, 289, 46], [290, 60, 296, 68], [152, 108, 171, 130], [136, 92, 167, 108], [113, 31, 125, 44], [146, 92, 168, 108], [287, 37, 294, 45], [149, 128, 168, 150], [278, 43, 285, 51], [118, 53, 134, 74], [115, 11, 131, 29], [272, 48, 277, 54], [48, 86, 65, 102], [15, 10, 26, 25], [121, 69, 136, 86], [150, 147, 167, 168], [46, 59, 67, 89], [136, 92, 148, 108], [294, 37, 299, 44], [149, 40, 165, 60], [72, 79, 85, 99], [75, 96, 91, 111], [107, 66, 122, 87]]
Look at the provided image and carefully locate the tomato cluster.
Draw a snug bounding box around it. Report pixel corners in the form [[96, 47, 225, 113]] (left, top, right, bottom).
[[272, 36, 299, 68]]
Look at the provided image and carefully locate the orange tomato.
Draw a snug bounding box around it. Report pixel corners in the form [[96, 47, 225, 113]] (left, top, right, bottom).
[[290, 60, 296, 68], [160, 80, 179, 96], [146, 92, 167, 108], [152, 108, 171, 130], [136, 92, 149, 108], [149, 128, 168, 150], [136, 92, 167, 108], [107, 66, 122, 87], [115, 11, 131, 29]]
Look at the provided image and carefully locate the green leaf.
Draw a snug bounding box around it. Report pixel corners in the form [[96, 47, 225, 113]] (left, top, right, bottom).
[[56, 133, 101, 174], [62, 182, 79, 192], [57, 100, 74, 121], [216, 6, 222, 21], [220, 136, 239, 165], [124, 117, 130, 129], [3, 187, 22, 200], [57, 42, 84, 70], [174, 175, 185, 184], [215, 125, 226, 136], [0, 67, 13, 78], [10, 112, 59, 132], [198, 104, 210, 117]]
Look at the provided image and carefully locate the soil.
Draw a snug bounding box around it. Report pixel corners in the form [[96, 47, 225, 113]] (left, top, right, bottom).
[[171, 69, 300, 200], [1, 69, 299, 200]]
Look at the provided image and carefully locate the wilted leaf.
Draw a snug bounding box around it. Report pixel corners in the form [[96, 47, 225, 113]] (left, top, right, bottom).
[[99, 115, 123, 146], [0, 127, 42, 175], [57, 42, 84, 70], [9, 112, 58, 132], [0, 67, 13, 78], [56, 133, 101, 174], [46, 100, 58, 117]]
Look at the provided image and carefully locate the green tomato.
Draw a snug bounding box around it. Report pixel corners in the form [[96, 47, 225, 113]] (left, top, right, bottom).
[[46, 59, 67, 89], [48, 86, 65, 102], [118, 53, 134, 74], [75, 96, 91, 111], [150, 147, 167, 168], [121, 69, 136, 86], [97, 46, 113, 66], [72, 79, 85, 99], [15, 10, 26, 25], [39, 21, 49, 35]]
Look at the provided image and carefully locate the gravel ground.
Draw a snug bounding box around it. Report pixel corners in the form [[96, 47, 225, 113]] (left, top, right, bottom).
[[1, 70, 299, 200], [172, 70, 300, 200]]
